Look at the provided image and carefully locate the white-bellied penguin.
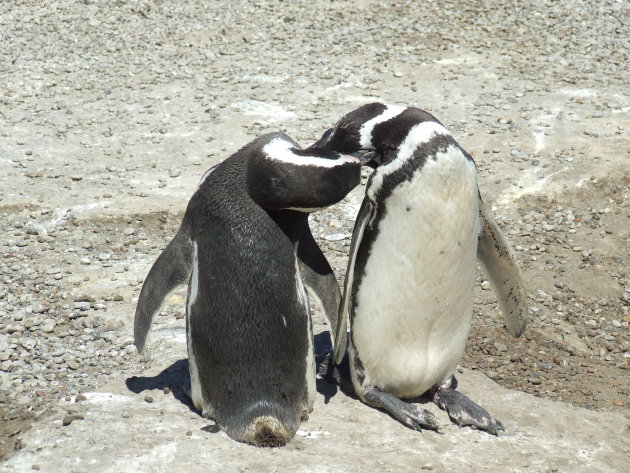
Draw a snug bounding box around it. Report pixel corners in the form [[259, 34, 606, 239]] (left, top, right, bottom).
[[134, 132, 361, 446], [312, 103, 528, 435]]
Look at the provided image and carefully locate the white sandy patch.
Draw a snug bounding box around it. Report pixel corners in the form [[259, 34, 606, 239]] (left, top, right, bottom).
[[232, 100, 297, 122]]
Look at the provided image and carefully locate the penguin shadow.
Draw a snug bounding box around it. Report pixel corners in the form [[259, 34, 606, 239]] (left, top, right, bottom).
[[314, 331, 355, 404], [125, 363, 223, 434], [125, 359, 196, 412], [123, 332, 347, 418]]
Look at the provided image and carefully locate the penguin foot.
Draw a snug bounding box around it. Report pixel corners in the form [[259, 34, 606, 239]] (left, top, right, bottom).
[[363, 387, 440, 432], [432, 379, 504, 435]]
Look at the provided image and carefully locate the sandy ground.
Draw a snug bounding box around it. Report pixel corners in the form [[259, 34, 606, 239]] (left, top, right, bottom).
[[1, 0, 629, 471]]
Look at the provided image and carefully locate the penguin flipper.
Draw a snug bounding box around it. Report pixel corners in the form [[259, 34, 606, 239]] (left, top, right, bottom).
[[477, 199, 528, 337], [134, 223, 193, 352], [334, 199, 374, 364], [297, 226, 342, 346]]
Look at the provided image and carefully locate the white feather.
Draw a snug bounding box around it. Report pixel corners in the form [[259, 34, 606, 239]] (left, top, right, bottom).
[[359, 105, 406, 148], [353, 145, 479, 398], [264, 138, 359, 168], [186, 241, 207, 415], [367, 121, 450, 201]]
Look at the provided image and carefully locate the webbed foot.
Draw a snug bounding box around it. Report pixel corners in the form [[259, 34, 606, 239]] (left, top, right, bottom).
[[363, 387, 440, 432], [432, 377, 504, 435]]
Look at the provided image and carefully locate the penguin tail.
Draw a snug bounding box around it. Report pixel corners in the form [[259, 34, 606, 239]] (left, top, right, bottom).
[[224, 403, 300, 447], [134, 223, 193, 353], [241, 416, 294, 448]]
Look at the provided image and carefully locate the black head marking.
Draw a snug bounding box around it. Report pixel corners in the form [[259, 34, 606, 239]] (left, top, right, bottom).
[[312, 103, 389, 153], [371, 108, 444, 164], [246, 136, 361, 212]]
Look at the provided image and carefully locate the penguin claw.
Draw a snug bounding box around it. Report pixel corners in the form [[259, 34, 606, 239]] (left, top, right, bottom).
[[362, 387, 440, 432], [433, 387, 504, 436], [406, 408, 440, 432]]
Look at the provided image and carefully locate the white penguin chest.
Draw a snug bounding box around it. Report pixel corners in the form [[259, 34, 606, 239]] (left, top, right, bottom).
[[352, 148, 480, 397]]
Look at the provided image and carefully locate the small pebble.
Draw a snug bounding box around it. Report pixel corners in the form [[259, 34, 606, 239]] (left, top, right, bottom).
[[324, 233, 347, 242], [62, 413, 84, 426]]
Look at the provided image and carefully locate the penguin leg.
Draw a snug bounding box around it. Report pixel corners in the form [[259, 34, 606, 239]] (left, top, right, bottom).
[[431, 376, 504, 435], [362, 387, 440, 432]]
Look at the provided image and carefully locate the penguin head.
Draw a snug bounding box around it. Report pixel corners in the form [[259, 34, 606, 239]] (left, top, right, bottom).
[[311, 103, 389, 152], [247, 135, 361, 213], [310, 103, 411, 168]]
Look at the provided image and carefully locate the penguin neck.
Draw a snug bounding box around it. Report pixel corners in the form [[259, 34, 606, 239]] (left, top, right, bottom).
[[267, 209, 309, 243]]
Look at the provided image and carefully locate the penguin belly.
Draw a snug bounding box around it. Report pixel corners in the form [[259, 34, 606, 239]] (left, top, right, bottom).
[[353, 149, 479, 398]]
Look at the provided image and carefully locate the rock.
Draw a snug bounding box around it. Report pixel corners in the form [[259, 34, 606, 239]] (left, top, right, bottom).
[[324, 233, 348, 242], [0, 370, 10, 389], [31, 302, 49, 314], [62, 413, 84, 426], [40, 320, 56, 333], [0, 334, 8, 351]]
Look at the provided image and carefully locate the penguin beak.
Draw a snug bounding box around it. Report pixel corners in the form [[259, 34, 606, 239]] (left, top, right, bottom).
[[353, 150, 380, 168]]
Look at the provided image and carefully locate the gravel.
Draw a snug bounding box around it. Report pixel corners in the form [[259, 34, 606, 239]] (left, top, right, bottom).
[[1, 0, 628, 463]]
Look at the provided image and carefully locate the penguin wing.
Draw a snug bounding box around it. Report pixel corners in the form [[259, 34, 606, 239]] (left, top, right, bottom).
[[334, 198, 374, 364], [477, 198, 528, 337], [297, 226, 342, 347], [134, 223, 193, 352]]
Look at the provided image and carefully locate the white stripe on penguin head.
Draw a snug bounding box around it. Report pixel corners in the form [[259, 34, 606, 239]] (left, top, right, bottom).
[[263, 138, 359, 168], [367, 120, 452, 200], [358, 104, 407, 149]]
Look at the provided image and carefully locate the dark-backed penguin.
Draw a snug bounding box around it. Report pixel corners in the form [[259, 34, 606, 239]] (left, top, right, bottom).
[[134, 133, 361, 446], [312, 103, 528, 435]]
